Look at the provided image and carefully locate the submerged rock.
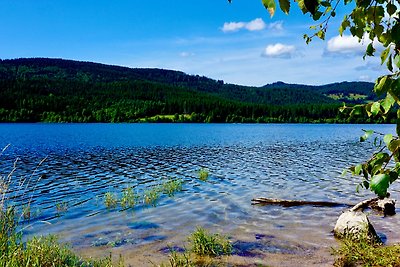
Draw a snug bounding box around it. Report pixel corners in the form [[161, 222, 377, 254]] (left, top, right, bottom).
[[333, 210, 380, 243]]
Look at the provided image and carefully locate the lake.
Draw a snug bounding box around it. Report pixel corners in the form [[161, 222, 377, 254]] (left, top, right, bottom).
[[1, 123, 399, 266]]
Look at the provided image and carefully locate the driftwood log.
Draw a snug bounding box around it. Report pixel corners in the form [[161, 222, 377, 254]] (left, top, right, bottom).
[[251, 197, 350, 208], [251, 197, 396, 216]]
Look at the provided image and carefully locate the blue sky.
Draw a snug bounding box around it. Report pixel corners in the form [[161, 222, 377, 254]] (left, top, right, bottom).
[[0, 0, 387, 86]]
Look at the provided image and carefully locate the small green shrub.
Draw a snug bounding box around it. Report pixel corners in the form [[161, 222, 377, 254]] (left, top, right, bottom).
[[189, 227, 232, 257], [162, 178, 183, 197], [333, 238, 400, 267], [104, 192, 118, 209], [198, 168, 209, 182]]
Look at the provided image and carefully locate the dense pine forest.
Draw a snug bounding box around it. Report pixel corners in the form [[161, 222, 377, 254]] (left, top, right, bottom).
[[0, 58, 384, 123]]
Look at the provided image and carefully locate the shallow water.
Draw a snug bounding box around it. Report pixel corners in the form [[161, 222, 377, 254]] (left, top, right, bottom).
[[1, 123, 399, 263]]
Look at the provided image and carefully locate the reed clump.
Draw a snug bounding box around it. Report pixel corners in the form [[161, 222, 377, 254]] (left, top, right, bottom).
[[162, 178, 183, 197], [144, 186, 161, 207], [104, 192, 118, 209], [120, 187, 138, 209], [189, 227, 232, 257]]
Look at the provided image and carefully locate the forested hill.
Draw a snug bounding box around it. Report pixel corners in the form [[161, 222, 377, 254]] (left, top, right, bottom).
[[0, 58, 378, 123]]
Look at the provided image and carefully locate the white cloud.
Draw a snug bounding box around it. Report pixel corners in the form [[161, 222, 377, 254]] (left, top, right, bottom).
[[180, 51, 194, 57], [262, 43, 296, 58], [245, 18, 267, 31], [222, 18, 266, 33], [326, 35, 365, 54], [268, 21, 284, 31], [221, 22, 246, 32]]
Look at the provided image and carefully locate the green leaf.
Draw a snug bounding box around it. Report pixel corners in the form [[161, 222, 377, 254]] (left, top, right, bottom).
[[394, 54, 400, 68], [354, 164, 363, 175], [278, 0, 290, 14], [387, 3, 397, 16], [397, 117, 400, 137], [297, 0, 309, 14], [304, 0, 319, 15], [389, 171, 398, 183], [349, 105, 364, 117], [384, 134, 393, 146], [262, 0, 277, 17], [320, 1, 330, 7], [388, 140, 400, 153], [389, 83, 400, 104], [339, 18, 350, 35], [360, 130, 373, 142], [312, 10, 323, 20], [381, 94, 395, 114], [387, 55, 393, 72], [365, 43, 375, 57], [370, 173, 390, 197], [370, 101, 381, 116], [316, 29, 325, 40], [374, 75, 392, 96], [381, 47, 390, 64]]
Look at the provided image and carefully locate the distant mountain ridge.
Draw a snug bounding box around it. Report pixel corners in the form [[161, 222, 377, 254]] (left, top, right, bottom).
[[0, 58, 376, 123]]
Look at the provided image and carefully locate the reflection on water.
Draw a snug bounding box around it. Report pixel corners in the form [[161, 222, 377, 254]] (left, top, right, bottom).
[[1, 123, 399, 258]]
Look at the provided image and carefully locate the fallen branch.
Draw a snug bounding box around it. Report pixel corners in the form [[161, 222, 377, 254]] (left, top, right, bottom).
[[251, 197, 351, 208], [349, 198, 378, 212], [252, 197, 396, 216]]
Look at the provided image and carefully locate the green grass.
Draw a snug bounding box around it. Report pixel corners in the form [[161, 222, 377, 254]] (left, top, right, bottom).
[[161, 227, 233, 266], [198, 168, 209, 182], [0, 207, 123, 267], [160, 250, 195, 267], [333, 238, 400, 267], [189, 227, 232, 257]]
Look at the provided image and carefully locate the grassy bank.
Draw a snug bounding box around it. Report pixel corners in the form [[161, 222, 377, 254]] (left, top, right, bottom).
[[0, 207, 123, 267], [334, 238, 400, 267]]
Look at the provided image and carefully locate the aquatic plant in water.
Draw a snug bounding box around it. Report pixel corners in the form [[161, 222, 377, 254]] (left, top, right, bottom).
[[198, 168, 209, 182], [144, 186, 161, 207], [56, 201, 68, 214], [104, 192, 118, 209], [162, 178, 183, 197], [120, 187, 138, 209]]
